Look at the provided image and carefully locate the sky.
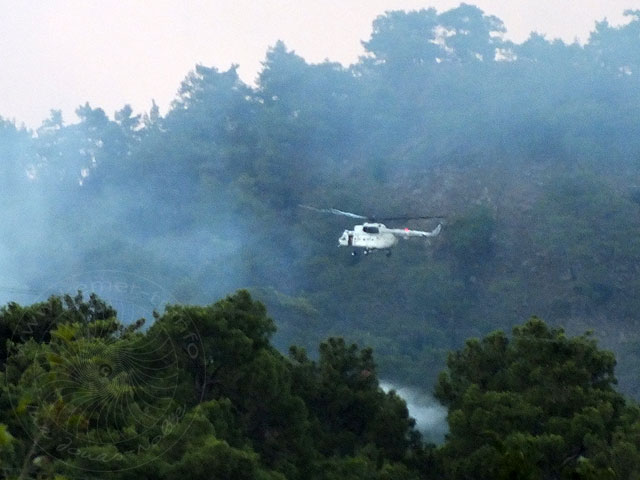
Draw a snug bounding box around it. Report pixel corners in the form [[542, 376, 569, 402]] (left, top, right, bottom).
[[0, 0, 637, 128]]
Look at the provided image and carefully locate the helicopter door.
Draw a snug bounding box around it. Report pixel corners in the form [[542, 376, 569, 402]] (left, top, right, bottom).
[[348, 234, 353, 246]]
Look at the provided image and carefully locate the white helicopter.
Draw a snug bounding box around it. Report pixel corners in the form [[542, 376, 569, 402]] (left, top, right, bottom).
[[300, 205, 443, 257]]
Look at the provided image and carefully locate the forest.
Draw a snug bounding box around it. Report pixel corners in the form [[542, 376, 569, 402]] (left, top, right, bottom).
[[2, 291, 640, 479], [2, 3, 640, 477]]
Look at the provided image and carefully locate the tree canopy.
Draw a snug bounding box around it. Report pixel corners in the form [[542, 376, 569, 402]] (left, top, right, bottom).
[[2, 294, 640, 478], [0, 291, 428, 479], [435, 318, 640, 479], [3, 1, 640, 445]]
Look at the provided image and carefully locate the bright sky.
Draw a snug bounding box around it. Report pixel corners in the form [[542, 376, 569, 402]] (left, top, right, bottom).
[[0, 0, 636, 128]]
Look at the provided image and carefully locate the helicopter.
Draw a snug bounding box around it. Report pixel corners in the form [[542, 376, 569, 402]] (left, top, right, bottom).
[[299, 205, 443, 257]]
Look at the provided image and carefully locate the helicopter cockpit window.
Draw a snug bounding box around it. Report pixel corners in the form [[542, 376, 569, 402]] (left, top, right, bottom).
[[363, 226, 379, 234]]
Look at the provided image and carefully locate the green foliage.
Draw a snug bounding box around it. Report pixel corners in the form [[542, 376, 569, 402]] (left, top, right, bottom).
[[0, 292, 427, 479], [531, 174, 640, 315], [447, 206, 496, 271], [6, 8, 640, 478], [4, 293, 640, 479], [435, 317, 640, 479]]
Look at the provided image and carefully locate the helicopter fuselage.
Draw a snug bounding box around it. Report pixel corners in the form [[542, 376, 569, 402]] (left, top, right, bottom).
[[338, 223, 398, 251], [299, 204, 442, 256]]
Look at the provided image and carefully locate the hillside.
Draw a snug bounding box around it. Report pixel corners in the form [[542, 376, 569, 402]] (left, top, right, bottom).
[[2, 5, 640, 398]]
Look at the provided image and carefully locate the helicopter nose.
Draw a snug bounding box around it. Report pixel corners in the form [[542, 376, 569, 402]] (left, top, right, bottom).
[[338, 232, 348, 246]]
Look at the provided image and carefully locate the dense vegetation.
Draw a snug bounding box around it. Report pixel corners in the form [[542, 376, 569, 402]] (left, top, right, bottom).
[[2, 0, 640, 427], [0, 292, 425, 479], [2, 292, 640, 479], [435, 319, 640, 479]]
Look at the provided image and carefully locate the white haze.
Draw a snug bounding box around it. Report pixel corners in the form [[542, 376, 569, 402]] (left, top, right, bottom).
[[380, 380, 448, 443], [0, 1, 636, 128]]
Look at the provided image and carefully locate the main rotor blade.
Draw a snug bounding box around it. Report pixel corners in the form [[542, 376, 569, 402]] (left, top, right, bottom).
[[299, 205, 368, 219], [377, 215, 446, 221]]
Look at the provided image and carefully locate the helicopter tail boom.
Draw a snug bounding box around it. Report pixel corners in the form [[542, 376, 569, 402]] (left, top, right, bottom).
[[386, 224, 442, 238]]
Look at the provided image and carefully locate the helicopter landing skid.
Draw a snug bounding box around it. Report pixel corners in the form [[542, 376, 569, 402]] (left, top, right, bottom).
[[351, 249, 392, 257]]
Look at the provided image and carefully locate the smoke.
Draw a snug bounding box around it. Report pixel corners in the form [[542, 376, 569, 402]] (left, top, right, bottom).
[[380, 380, 448, 444]]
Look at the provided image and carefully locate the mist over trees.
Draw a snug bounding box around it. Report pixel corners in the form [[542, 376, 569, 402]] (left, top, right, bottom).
[[2, 3, 640, 404]]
